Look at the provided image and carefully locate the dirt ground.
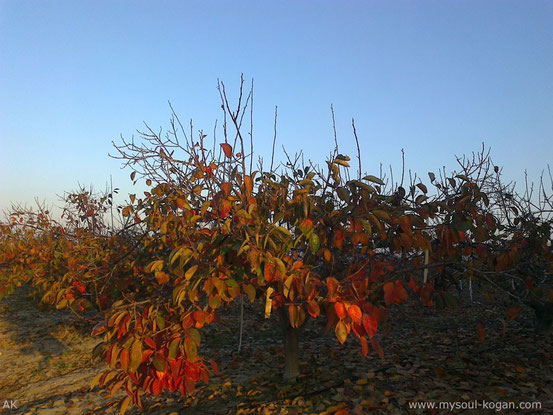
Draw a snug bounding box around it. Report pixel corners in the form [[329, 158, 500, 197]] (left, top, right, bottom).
[[1, 284, 552, 414]]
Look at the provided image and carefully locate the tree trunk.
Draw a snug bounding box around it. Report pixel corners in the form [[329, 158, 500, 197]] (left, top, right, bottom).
[[279, 308, 302, 380]]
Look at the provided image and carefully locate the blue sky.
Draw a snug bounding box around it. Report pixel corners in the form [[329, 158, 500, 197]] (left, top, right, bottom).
[[1, 1, 552, 217]]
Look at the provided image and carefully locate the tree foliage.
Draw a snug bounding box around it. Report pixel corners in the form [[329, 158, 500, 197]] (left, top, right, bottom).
[[1, 80, 551, 413]]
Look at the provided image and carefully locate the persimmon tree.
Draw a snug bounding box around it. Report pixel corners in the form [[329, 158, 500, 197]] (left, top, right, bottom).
[[86, 79, 510, 411], [1, 78, 551, 414]]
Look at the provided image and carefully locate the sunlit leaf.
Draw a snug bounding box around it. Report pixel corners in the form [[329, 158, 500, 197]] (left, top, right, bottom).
[[221, 143, 233, 158], [185, 264, 199, 280], [347, 304, 362, 324], [335, 321, 348, 344], [307, 300, 320, 318], [335, 302, 347, 319]]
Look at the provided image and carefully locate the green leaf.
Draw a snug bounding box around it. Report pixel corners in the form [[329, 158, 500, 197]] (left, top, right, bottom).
[[152, 354, 166, 372], [415, 195, 428, 204], [156, 314, 166, 330], [309, 233, 320, 254], [443, 292, 459, 309], [416, 183, 428, 194], [185, 336, 198, 361], [168, 338, 180, 360], [337, 187, 350, 203], [363, 175, 385, 186]]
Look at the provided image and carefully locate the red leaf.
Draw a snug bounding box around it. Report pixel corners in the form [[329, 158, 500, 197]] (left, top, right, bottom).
[[408, 277, 419, 294], [144, 337, 156, 349], [307, 300, 320, 318], [360, 336, 369, 357], [327, 277, 339, 298], [476, 323, 486, 343], [371, 338, 384, 359], [347, 304, 363, 324], [383, 282, 395, 306], [185, 362, 201, 382], [335, 302, 347, 319], [362, 314, 378, 338], [152, 378, 162, 396], [210, 360, 220, 375], [221, 143, 233, 158], [141, 349, 154, 363], [506, 306, 521, 321]]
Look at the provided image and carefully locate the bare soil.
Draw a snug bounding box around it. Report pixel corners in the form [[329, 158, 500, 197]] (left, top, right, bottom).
[[1, 285, 552, 414]]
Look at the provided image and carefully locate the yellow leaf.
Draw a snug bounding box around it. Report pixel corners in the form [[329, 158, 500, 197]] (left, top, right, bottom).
[[283, 275, 294, 298], [334, 159, 350, 167], [120, 396, 131, 415], [90, 372, 103, 391], [146, 260, 164, 273], [265, 287, 274, 319], [185, 264, 199, 280], [129, 339, 143, 373]]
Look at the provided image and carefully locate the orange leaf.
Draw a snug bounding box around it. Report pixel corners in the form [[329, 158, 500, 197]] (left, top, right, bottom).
[[299, 218, 314, 235], [221, 182, 232, 196], [155, 271, 169, 285], [335, 302, 347, 319], [221, 143, 233, 158], [120, 348, 130, 372], [219, 199, 231, 219], [289, 304, 298, 328], [244, 175, 253, 198], [347, 304, 363, 324], [363, 314, 378, 338]]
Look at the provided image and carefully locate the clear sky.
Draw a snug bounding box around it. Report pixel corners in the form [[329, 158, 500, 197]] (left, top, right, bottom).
[[1, 1, 552, 217]]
